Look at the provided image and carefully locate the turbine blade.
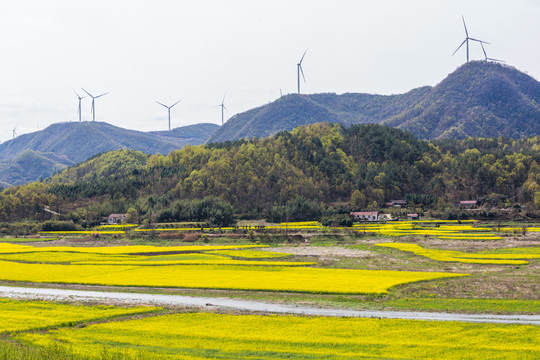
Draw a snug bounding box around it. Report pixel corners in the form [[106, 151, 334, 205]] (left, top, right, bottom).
[[81, 88, 93, 98], [488, 58, 505, 63], [299, 48, 308, 64], [462, 15, 468, 37], [223, 105, 228, 112], [480, 42, 487, 58], [469, 38, 490, 45], [300, 65, 306, 83], [156, 101, 168, 108], [95, 92, 108, 98], [222, 91, 227, 104], [452, 39, 467, 56], [171, 99, 182, 108]]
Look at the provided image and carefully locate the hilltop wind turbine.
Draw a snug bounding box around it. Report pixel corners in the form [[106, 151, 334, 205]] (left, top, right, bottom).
[[81, 88, 108, 122], [12, 126, 17, 139], [452, 16, 489, 63], [480, 42, 505, 63], [156, 99, 181, 131], [73, 89, 85, 122], [218, 92, 227, 125], [297, 49, 307, 94]]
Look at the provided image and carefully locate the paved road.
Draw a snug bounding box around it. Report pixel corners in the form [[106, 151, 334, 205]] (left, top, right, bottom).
[[1, 286, 538, 325]]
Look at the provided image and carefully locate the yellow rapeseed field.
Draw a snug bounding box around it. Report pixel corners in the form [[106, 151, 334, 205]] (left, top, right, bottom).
[[0, 299, 155, 333], [205, 249, 292, 258], [0, 243, 265, 255], [0, 260, 465, 294], [20, 312, 540, 359], [376, 243, 540, 265]]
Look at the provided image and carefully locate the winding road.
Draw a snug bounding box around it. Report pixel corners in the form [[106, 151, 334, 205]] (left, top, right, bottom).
[[1, 286, 538, 325]]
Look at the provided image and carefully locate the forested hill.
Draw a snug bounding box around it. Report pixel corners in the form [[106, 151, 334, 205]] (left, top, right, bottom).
[[386, 61, 540, 139], [2, 123, 539, 225], [208, 61, 540, 143], [0, 122, 219, 186], [207, 87, 430, 143]]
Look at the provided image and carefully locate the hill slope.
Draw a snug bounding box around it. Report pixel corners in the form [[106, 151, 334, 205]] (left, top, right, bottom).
[[0, 122, 219, 186], [385, 62, 540, 139], [208, 88, 429, 143], [208, 62, 540, 142]]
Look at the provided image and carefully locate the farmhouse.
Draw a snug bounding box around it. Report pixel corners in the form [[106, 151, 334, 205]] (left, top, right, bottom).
[[108, 213, 127, 224], [407, 213, 419, 220], [459, 200, 478, 209], [350, 211, 380, 221]]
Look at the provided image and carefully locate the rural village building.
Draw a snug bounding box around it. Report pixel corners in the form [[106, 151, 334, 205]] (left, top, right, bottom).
[[459, 200, 478, 209], [107, 213, 127, 224], [350, 211, 381, 221], [407, 213, 419, 220]]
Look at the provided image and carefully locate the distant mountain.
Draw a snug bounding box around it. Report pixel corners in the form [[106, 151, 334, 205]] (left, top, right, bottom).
[[208, 61, 540, 142], [207, 88, 429, 143], [0, 122, 219, 186], [385, 62, 540, 139]]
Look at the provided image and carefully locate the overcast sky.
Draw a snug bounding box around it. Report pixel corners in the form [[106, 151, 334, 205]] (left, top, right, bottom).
[[1, 0, 539, 143]]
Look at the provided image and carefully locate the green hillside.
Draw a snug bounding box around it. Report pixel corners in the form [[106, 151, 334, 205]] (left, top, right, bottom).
[[2, 123, 539, 224], [208, 62, 540, 142], [0, 122, 218, 186], [208, 88, 429, 143], [386, 61, 540, 139]]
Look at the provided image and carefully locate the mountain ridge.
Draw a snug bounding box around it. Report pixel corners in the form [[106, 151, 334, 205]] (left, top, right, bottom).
[[208, 62, 540, 143], [0, 122, 219, 186]]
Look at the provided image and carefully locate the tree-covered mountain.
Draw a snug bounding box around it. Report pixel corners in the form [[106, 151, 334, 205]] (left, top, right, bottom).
[[0, 122, 219, 186], [386, 61, 540, 139], [208, 62, 540, 143], [2, 123, 539, 224]]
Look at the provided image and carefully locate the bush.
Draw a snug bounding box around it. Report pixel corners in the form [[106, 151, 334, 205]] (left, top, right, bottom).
[[41, 220, 81, 232], [321, 214, 353, 227]]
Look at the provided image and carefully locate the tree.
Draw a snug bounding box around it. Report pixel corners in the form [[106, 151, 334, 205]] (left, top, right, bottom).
[[350, 190, 367, 209], [126, 207, 139, 224]]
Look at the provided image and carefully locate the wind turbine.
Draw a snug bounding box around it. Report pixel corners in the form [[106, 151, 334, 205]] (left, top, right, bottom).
[[452, 16, 489, 63], [12, 126, 17, 139], [218, 92, 227, 126], [297, 49, 307, 94], [156, 99, 181, 131], [81, 88, 108, 122], [480, 42, 505, 63], [73, 89, 85, 122]]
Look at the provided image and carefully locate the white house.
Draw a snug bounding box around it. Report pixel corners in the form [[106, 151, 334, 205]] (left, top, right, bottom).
[[350, 211, 380, 221], [107, 213, 127, 224]]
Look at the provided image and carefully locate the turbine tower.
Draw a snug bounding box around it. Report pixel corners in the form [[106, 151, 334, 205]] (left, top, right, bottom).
[[297, 49, 307, 94], [452, 16, 489, 63], [480, 42, 504, 63], [156, 99, 181, 131], [73, 89, 85, 122], [12, 126, 17, 139], [218, 92, 227, 126], [81, 88, 108, 122]]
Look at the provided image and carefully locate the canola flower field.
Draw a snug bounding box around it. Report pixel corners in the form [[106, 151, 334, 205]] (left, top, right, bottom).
[[0, 258, 464, 294], [376, 243, 540, 265], [0, 242, 466, 293], [9, 308, 539, 359], [0, 299, 156, 333]]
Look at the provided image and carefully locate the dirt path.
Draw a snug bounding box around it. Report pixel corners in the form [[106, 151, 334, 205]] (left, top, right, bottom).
[[1, 286, 538, 325]]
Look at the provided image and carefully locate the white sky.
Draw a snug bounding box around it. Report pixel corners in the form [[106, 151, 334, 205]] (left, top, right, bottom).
[[1, 0, 539, 143]]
